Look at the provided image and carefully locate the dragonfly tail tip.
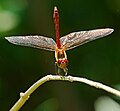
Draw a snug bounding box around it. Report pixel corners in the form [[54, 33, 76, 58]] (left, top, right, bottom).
[[54, 6, 58, 11]]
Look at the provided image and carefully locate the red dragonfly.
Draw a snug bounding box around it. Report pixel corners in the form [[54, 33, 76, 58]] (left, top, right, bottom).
[[5, 6, 114, 75]]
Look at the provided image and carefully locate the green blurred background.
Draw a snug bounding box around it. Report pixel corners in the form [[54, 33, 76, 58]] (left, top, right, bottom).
[[0, 0, 120, 111]]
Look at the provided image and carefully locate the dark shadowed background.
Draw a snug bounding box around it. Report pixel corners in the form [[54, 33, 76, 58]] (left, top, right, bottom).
[[0, 0, 120, 111]]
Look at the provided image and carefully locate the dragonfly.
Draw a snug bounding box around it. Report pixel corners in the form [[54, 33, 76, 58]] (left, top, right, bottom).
[[5, 6, 114, 75]]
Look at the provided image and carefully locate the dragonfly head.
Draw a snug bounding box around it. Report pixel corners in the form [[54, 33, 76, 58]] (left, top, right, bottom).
[[57, 58, 68, 70]]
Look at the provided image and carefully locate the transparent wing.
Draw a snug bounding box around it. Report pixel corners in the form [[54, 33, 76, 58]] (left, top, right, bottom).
[[60, 28, 114, 50], [5, 35, 56, 51]]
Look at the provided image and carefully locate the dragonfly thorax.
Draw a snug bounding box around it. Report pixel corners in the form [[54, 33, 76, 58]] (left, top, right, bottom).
[[55, 47, 68, 70], [55, 48, 67, 60]]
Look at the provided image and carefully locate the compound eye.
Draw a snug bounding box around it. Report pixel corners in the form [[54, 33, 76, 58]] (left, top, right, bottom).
[[58, 59, 62, 63], [63, 58, 68, 63], [57, 58, 68, 64]]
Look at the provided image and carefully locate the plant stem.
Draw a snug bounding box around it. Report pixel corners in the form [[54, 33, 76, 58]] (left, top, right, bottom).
[[10, 75, 120, 111]]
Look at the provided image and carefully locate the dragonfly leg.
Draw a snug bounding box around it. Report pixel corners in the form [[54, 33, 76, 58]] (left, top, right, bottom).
[[63, 67, 68, 76], [55, 62, 65, 75], [55, 62, 59, 75], [58, 67, 62, 75]]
